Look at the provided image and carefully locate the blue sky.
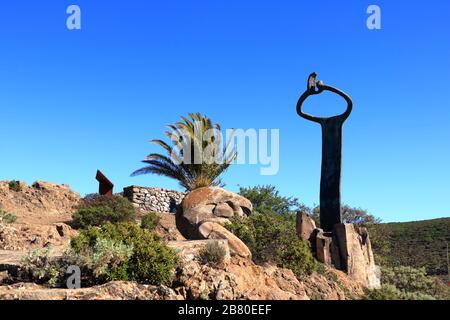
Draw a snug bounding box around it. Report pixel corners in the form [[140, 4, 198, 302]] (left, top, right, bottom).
[[0, 1, 449, 222]]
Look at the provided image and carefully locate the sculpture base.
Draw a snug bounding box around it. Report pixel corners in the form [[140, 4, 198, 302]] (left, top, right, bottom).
[[297, 212, 380, 289]]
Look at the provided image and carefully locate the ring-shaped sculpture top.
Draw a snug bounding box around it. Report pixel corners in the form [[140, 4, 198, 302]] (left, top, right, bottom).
[[296, 74, 353, 124]]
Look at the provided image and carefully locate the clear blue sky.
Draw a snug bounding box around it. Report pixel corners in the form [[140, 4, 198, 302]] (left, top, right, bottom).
[[1, 1, 449, 222]]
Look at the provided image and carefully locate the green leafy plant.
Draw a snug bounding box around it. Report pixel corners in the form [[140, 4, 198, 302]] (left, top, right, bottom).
[[72, 195, 136, 229], [226, 211, 317, 277], [19, 248, 65, 287], [132, 113, 237, 191], [140, 211, 160, 231], [238, 185, 306, 215], [0, 209, 17, 224], [363, 284, 435, 300], [71, 222, 179, 285], [8, 181, 22, 192], [199, 242, 227, 266]]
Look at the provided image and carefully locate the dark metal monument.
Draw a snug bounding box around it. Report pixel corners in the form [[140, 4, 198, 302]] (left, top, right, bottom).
[[96, 170, 114, 197], [297, 73, 353, 232]]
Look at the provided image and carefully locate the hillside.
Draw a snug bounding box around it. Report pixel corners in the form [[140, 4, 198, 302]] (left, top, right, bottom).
[[371, 218, 450, 276]]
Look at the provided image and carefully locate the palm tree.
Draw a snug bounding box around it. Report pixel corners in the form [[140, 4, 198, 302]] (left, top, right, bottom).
[[132, 113, 237, 191]]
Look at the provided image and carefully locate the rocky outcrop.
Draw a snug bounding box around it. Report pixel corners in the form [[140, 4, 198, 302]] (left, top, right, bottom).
[[0, 223, 76, 251], [176, 187, 253, 258], [123, 186, 185, 213], [0, 180, 80, 225], [167, 239, 231, 263], [296, 212, 380, 289], [172, 242, 309, 300], [198, 222, 252, 258], [0, 281, 183, 300], [333, 224, 380, 289]]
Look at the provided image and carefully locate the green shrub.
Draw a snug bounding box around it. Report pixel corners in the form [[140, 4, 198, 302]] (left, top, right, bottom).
[[140, 211, 160, 231], [69, 237, 134, 282], [363, 284, 436, 300], [72, 195, 136, 228], [226, 211, 317, 277], [363, 265, 444, 300], [0, 209, 17, 224], [8, 181, 22, 192], [381, 266, 435, 294], [19, 248, 65, 287], [363, 284, 403, 300], [71, 222, 178, 285], [199, 242, 227, 266]]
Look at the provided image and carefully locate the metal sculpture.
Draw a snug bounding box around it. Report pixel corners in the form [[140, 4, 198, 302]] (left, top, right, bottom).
[[296, 73, 353, 232], [96, 170, 114, 197]]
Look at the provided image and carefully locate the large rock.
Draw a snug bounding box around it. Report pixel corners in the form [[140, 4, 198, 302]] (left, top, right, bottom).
[[314, 230, 341, 269], [0, 281, 183, 300], [303, 221, 380, 289], [176, 187, 253, 258], [167, 239, 231, 262], [296, 211, 316, 242], [333, 224, 380, 289], [198, 222, 251, 258]]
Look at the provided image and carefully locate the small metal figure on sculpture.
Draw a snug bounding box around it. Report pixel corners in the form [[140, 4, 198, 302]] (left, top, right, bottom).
[[297, 73, 353, 232]]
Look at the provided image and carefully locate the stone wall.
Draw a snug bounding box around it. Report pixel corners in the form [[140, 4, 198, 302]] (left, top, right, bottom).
[[123, 186, 185, 213]]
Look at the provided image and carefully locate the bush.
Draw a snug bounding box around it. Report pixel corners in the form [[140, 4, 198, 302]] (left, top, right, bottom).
[[226, 211, 317, 277], [19, 248, 65, 287], [8, 181, 22, 192], [72, 195, 136, 229], [140, 211, 160, 231], [71, 222, 178, 285], [199, 242, 227, 266], [381, 266, 435, 294], [363, 265, 445, 300], [238, 185, 304, 215], [0, 209, 17, 224], [363, 284, 436, 300]]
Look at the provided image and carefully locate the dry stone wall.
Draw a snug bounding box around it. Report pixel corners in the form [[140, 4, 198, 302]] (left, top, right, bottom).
[[123, 186, 185, 213]]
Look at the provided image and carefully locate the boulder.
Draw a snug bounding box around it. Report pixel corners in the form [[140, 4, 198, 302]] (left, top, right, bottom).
[[198, 222, 251, 258], [314, 230, 341, 269], [175, 187, 253, 258], [213, 202, 234, 218], [167, 239, 231, 262], [333, 224, 380, 289], [296, 211, 316, 241]]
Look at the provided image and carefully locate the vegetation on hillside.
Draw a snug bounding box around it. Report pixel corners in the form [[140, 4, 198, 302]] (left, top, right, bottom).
[[370, 218, 450, 276], [132, 113, 237, 191], [225, 185, 317, 277], [72, 195, 136, 228], [237, 184, 450, 300], [0, 209, 17, 224], [21, 195, 178, 288]]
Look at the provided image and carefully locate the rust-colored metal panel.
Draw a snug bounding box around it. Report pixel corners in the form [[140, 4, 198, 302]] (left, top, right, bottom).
[[96, 170, 114, 197]]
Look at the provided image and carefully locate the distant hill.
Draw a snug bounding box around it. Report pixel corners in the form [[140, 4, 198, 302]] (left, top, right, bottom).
[[371, 218, 450, 276]]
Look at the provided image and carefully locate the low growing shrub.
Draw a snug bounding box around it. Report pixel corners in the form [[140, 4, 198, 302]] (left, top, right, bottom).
[[19, 248, 65, 287], [71, 222, 179, 285], [8, 181, 22, 192], [0, 209, 17, 224], [72, 195, 136, 228], [199, 242, 227, 266], [363, 284, 435, 300], [140, 211, 160, 231], [226, 211, 317, 277], [22, 222, 179, 287]]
